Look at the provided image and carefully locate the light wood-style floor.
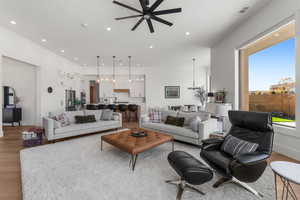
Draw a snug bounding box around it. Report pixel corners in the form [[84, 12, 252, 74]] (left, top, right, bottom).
[[0, 123, 299, 200]]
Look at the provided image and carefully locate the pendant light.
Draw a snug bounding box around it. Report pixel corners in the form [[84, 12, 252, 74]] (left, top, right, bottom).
[[112, 56, 116, 83], [188, 58, 200, 90], [96, 56, 100, 83], [128, 56, 132, 82]]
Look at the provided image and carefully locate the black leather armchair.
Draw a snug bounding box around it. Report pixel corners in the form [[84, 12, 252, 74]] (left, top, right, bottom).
[[200, 111, 274, 197]]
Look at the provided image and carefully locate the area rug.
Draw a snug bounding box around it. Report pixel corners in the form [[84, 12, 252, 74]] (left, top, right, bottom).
[[20, 130, 275, 200]]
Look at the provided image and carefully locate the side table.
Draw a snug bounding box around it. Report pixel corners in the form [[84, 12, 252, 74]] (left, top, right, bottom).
[[270, 161, 300, 200]]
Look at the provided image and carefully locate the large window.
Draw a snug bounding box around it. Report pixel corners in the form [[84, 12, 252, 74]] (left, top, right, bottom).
[[239, 22, 296, 127], [249, 38, 295, 127]]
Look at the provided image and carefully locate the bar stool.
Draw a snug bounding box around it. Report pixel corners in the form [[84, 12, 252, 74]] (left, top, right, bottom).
[[108, 104, 116, 111], [118, 104, 128, 122], [86, 104, 98, 110], [98, 104, 108, 110], [128, 104, 138, 122]]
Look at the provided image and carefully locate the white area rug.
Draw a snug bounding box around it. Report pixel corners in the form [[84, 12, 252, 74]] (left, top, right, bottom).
[[20, 130, 275, 200]]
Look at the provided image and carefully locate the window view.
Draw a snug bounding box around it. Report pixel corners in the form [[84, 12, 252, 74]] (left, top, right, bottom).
[[249, 38, 296, 127]]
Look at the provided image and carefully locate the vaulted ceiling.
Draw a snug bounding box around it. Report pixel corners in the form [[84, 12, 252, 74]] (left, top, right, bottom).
[[0, 0, 271, 67]]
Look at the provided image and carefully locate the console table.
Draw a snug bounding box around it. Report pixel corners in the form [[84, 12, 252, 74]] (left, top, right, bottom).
[[2, 107, 22, 126]]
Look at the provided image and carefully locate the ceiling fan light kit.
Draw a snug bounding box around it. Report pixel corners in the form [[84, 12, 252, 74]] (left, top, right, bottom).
[[113, 0, 182, 33]]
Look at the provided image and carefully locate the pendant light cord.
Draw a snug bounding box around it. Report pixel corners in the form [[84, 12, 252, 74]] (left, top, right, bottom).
[[129, 56, 132, 81], [97, 56, 100, 81], [193, 58, 196, 88], [113, 56, 116, 81]]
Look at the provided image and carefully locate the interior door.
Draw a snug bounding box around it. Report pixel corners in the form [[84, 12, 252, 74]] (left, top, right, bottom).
[[90, 85, 97, 104]]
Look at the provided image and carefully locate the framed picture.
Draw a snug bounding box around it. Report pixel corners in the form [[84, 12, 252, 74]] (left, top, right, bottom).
[[165, 86, 180, 99]]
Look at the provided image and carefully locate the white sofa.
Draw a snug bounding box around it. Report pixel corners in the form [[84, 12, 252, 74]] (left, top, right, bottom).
[[43, 110, 122, 141], [140, 110, 218, 145]]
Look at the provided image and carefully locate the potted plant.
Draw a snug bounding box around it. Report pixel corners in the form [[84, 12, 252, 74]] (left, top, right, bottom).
[[194, 86, 207, 111], [74, 98, 82, 110]]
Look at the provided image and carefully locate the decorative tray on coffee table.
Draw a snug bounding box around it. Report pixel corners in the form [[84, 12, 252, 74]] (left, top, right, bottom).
[[131, 130, 148, 137]]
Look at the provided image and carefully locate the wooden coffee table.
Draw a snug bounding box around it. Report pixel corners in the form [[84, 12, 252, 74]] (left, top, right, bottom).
[[101, 129, 174, 171]]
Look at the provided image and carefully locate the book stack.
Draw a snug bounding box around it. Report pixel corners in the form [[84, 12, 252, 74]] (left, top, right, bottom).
[[22, 131, 38, 140]]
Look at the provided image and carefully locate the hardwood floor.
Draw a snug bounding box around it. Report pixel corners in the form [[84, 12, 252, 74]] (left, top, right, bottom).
[[0, 124, 299, 200]]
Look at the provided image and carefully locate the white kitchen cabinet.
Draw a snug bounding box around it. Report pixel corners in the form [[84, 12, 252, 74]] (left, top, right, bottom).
[[130, 81, 145, 98], [99, 81, 114, 97]]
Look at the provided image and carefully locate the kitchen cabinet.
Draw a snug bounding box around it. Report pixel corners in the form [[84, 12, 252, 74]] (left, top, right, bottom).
[[100, 82, 114, 97], [130, 81, 145, 98]]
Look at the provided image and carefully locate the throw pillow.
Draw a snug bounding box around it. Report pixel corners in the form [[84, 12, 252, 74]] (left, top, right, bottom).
[[75, 115, 96, 124], [189, 116, 202, 132], [56, 113, 70, 127], [101, 109, 114, 121], [221, 135, 259, 157], [54, 120, 62, 129], [149, 108, 162, 123], [165, 116, 185, 127]]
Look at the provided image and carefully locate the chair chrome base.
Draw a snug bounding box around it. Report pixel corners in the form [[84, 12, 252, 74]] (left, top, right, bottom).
[[166, 179, 205, 200], [214, 177, 264, 198]]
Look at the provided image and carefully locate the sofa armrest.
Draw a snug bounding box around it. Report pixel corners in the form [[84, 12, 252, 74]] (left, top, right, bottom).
[[198, 118, 218, 139], [43, 117, 55, 141], [113, 112, 122, 127], [201, 138, 224, 150], [235, 152, 269, 165]]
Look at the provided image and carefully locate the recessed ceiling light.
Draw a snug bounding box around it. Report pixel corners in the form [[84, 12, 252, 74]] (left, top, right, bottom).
[[185, 32, 190, 36], [41, 38, 47, 42], [74, 57, 79, 61], [60, 50, 65, 53], [10, 20, 16, 25], [106, 27, 111, 31], [149, 45, 154, 49]]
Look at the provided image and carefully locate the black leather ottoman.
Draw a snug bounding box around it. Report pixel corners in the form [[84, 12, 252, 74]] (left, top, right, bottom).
[[166, 151, 213, 200]]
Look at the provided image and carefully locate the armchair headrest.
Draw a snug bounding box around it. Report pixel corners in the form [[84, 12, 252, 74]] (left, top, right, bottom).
[[229, 111, 272, 132]]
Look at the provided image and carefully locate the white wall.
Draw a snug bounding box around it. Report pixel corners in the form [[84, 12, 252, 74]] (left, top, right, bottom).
[[2, 57, 37, 125], [0, 25, 83, 134], [83, 49, 211, 110], [211, 0, 300, 160]]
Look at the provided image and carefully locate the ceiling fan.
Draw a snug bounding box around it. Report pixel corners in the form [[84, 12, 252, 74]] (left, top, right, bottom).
[[113, 0, 182, 33]]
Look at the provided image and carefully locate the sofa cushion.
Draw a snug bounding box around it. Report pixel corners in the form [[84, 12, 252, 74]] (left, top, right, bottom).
[[75, 115, 96, 124], [161, 110, 178, 122], [55, 120, 119, 134], [221, 135, 259, 157], [201, 150, 232, 171], [55, 113, 70, 127], [190, 116, 202, 132], [148, 108, 162, 123], [165, 116, 185, 127], [101, 109, 113, 121], [142, 122, 199, 139], [178, 111, 211, 126], [84, 110, 102, 121], [64, 111, 85, 124]]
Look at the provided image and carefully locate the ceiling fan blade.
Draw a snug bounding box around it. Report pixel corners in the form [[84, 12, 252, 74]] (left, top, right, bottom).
[[139, 0, 147, 11], [146, 19, 154, 33], [152, 8, 182, 15], [115, 15, 143, 20], [113, 1, 143, 14], [149, 0, 164, 12], [150, 15, 173, 26], [131, 17, 144, 31]]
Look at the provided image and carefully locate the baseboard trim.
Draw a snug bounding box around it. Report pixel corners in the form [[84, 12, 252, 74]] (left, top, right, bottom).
[[273, 143, 300, 161]]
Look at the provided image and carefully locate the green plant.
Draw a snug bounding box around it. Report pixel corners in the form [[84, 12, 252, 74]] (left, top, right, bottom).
[[194, 86, 207, 106], [74, 98, 82, 105]]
